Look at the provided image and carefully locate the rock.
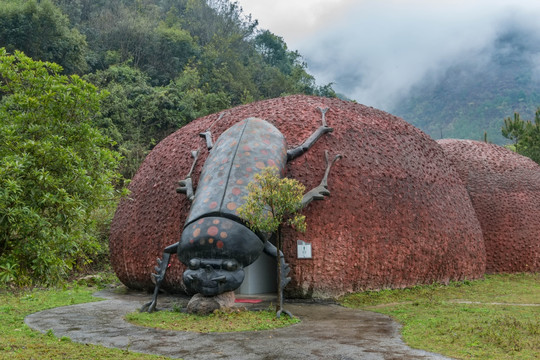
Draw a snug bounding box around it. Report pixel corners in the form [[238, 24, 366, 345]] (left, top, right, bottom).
[[187, 291, 236, 315]]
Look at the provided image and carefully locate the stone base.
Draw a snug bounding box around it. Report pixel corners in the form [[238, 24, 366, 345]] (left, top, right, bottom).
[[186, 291, 236, 315]]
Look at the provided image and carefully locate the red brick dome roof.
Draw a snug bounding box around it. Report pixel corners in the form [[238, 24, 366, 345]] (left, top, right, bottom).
[[438, 139, 540, 273], [110, 95, 486, 297]]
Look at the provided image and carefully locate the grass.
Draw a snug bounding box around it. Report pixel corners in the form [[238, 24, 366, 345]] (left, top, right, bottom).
[[0, 272, 537, 359], [126, 307, 300, 333], [0, 273, 169, 360], [340, 273, 540, 360]]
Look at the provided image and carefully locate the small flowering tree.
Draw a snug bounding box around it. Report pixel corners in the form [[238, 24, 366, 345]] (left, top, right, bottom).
[[237, 166, 306, 317]]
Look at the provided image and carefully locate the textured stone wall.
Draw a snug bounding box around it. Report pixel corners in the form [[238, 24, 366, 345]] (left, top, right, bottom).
[[438, 139, 540, 273], [110, 95, 486, 298]]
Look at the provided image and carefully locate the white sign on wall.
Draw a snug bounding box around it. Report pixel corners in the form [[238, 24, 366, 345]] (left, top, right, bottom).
[[297, 240, 312, 259]]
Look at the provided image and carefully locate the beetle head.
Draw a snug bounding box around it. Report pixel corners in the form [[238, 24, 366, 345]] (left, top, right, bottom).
[[183, 258, 244, 296]]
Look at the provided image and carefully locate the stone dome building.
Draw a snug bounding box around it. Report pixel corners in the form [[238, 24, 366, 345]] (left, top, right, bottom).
[[438, 139, 540, 273], [110, 95, 486, 298]]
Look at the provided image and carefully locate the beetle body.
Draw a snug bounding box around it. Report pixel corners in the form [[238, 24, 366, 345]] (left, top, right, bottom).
[[179, 118, 287, 295], [141, 109, 338, 312]]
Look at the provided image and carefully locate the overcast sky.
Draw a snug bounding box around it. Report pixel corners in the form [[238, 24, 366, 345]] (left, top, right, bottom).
[[237, 0, 540, 110]]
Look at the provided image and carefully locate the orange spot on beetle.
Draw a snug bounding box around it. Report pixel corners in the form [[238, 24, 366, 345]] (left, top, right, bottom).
[[207, 226, 219, 237]]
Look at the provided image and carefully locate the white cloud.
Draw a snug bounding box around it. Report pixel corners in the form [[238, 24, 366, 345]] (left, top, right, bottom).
[[237, 0, 356, 44], [238, 0, 540, 110]]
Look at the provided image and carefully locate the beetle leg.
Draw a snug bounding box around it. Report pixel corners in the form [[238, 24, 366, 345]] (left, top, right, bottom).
[[140, 243, 178, 313], [198, 112, 225, 150], [301, 150, 342, 209], [176, 150, 199, 202], [286, 107, 334, 162], [199, 131, 214, 150], [263, 241, 291, 289]]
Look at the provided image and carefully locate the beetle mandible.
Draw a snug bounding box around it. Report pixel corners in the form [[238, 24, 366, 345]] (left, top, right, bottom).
[[141, 107, 340, 312]]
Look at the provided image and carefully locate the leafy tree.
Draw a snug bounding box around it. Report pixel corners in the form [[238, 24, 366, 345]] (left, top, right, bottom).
[[0, 49, 123, 285], [144, 21, 198, 84], [44, 0, 336, 178], [237, 167, 306, 317], [0, 0, 88, 74], [502, 109, 540, 164], [85, 63, 230, 178], [255, 30, 298, 75]]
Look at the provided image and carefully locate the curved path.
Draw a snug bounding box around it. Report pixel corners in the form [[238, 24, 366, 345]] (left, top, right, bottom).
[[25, 289, 451, 360]]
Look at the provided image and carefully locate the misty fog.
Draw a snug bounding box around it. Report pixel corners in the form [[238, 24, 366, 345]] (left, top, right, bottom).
[[295, 0, 540, 113]]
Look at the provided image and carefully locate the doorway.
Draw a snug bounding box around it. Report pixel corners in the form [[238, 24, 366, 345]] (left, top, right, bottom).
[[236, 252, 277, 295]]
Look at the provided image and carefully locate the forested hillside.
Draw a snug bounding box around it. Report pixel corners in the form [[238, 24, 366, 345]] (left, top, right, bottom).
[[0, 0, 335, 285], [392, 27, 540, 145], [0, 0, 335, 178]]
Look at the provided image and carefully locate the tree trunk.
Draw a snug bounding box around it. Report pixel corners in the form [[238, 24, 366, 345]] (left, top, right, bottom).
[[276, 226, 283, 314]]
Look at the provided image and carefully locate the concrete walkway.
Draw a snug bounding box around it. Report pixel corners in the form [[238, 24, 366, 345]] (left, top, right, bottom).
[[25, 289, 452, 360]]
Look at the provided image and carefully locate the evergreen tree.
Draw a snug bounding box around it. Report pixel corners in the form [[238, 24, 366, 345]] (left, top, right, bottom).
[[502, 109, 540, 164]]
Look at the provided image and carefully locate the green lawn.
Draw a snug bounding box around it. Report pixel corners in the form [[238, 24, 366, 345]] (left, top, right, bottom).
[[340, 273, 540, 360], [1, 273, 537, 359], [126, 307, 299, 333], [0, 276, 169, 360]]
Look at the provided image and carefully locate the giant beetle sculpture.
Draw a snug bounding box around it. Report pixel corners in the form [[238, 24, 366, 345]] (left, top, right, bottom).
[[141, 108, 340, 313]]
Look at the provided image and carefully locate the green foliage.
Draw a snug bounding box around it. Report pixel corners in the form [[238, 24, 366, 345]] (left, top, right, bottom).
[[0, 0, 88, 74], [31, 0, 335, 178], [50, 0, 332, 100], [0, 275, 169, 359], [0, 0, 335, 287], [85, 63, 230, 178], [502, 112, 526, 144], [255, 30, 298, 75], [502, 109, 540, 164], [126, 307, 299, 332], [237, 167, 306, 234], [0, 49, 124, 285], [237, 167, 306, 315]]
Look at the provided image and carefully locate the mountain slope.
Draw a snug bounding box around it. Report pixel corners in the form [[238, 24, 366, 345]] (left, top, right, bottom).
[[392, 28, 540, 144]]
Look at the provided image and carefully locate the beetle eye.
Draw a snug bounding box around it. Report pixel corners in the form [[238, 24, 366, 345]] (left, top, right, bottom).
[[189, 258, 201, 270], [223, 260, 238, 271]]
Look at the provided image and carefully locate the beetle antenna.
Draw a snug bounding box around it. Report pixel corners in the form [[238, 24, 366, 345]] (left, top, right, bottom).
[[186, 149, 200, 178]]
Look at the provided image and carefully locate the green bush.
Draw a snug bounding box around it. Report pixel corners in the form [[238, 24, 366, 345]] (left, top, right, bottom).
[[0, 49, 123, 285]]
